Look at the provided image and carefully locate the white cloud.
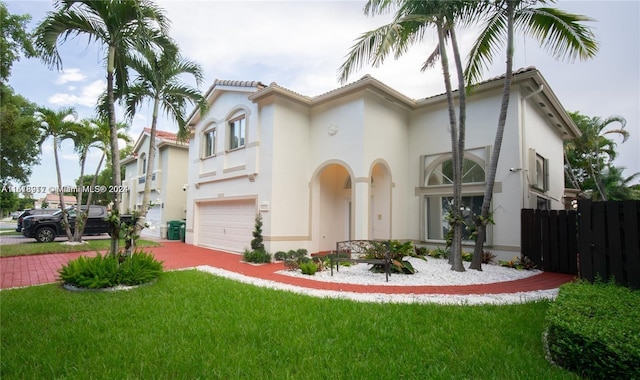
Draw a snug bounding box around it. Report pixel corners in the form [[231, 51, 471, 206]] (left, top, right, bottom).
[[48, 79, 106, 108], [55, 68, 87, 84]]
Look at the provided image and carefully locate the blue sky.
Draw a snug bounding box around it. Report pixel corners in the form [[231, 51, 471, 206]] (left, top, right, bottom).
[[5, 0, 639, 199]]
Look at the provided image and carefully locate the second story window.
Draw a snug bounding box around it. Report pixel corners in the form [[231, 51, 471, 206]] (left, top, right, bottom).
[[204, 128, 216, 158], [229, 116, 246, 150]]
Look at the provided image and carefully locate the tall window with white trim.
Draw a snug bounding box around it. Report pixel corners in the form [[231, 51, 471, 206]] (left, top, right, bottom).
[[229, 116, 245, 150], [203, 128, 216, 158]]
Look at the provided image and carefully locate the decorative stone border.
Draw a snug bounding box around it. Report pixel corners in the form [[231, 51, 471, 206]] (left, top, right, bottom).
[[62, 279, 157, 292]]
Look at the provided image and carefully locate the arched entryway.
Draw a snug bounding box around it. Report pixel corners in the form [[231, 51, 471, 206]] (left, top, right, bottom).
[[311, 163, 352, 252]]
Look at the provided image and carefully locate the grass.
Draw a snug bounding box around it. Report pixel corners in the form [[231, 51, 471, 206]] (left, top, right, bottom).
[[0, 239, 161, 257], [0, 270, 579, 379]]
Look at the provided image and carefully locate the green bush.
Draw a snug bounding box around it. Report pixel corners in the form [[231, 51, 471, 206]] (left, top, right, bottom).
[[299, 261, 318, 275], [499, 255, 537, 270], [58, 251, 163, 289], [545, 280, 640, 379], [427, 247, 449, 259], [243, 249, 272, 264], [274, 249, 308, 262], [365, 240, 421, 274]]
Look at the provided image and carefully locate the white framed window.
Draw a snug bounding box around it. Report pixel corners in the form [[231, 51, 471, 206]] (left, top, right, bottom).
[[426, 194, 484, 241], [141, 153, 147, 175], [421, 153, 488, 243], [203, 128, 216, 158], [228, 116, 246, 150], [535, 153, 549, 191]]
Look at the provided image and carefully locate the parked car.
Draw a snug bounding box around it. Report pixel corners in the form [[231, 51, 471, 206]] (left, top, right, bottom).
[[10, 211, 21, 220], [15, 208, 59, 232], [21, 205, 132, 243]]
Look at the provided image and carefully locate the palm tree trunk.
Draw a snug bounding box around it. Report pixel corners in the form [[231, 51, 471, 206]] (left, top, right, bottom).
[[471, 0, 516, 270], [437, 21, 464, 272], [107, 45, 121, 255], [450, 27, 468, 272], [54, 136, 73, 240], [564, 151, 582, 191], [72, 155, 87, 242], [132, 96, 161, 253]]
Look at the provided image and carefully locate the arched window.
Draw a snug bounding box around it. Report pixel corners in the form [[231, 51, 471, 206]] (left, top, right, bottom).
[[422, 154, 487, 242], [426, 158, 485, 186]]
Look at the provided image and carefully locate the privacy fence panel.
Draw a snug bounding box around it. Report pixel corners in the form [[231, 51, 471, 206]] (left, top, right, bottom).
[[578, 200, 640, 289], [520, 208, 578, 275]]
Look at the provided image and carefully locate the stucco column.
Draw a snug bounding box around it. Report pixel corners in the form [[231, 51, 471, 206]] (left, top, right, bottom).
[[353, 177, 370, 240]]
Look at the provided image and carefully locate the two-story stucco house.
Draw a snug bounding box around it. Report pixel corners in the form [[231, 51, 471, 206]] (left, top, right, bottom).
[[184, 67, 579, 261], [121, 128, 189, 238]]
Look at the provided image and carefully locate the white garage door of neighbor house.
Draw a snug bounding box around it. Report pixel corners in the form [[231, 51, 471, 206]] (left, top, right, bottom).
[[141, 205, 162, 238], [197, 200, 256, 253]]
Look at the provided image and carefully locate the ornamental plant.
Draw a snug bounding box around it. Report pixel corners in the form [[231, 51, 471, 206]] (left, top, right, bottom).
[[59, 250, 163, 289]]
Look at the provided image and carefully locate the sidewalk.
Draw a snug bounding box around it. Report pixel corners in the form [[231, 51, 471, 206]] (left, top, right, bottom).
[[0, 241, 575, 296]]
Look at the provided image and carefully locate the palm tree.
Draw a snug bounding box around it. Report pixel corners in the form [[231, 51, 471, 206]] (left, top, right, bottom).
[[66, 120, 96, 242], [565, 112, 629, 200], [594, 166, 640, 201], [36, 106, 79, 241], [339, 0, 476, 271], [124, 39, 208, 250], [66, 118, 131, 242], [35, 0, 170, 254], [466, 0, 599, 270]]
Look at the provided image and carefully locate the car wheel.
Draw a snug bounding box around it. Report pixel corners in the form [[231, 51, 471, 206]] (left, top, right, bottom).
[[36, 227, 55, 243]]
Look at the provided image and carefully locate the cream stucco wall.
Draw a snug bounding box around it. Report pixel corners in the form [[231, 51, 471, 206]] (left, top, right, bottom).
[[185, 72, 574, 262]]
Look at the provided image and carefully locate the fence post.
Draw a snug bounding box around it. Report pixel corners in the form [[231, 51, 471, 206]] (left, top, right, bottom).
[[578, 200, 594, 282]]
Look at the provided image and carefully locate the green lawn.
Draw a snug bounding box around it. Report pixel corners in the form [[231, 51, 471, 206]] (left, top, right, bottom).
[[0, 270, 579, 379], [0, 239, 161, 257]]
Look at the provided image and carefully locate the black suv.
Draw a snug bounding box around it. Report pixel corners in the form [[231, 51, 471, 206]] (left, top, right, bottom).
[[21, 205, 116, 242], [15, 209, 59, 232]]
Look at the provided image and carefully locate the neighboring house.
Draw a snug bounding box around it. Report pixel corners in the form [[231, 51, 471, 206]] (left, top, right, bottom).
[[120, 128, 189, 238], [35, 194, 77, 209], [184, 67, 579, 261]]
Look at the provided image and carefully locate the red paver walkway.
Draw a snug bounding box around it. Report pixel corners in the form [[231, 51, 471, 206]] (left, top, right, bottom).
[[0, 241, 575, 294]]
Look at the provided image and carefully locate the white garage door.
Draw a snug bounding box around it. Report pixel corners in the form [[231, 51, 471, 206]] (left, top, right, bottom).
[[141, 205, 162, 238], [197, 199, 256, 253]]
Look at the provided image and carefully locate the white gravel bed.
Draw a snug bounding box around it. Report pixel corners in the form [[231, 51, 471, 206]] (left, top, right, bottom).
[[276, 256, 541, 286], [190, 261, 559, 306]]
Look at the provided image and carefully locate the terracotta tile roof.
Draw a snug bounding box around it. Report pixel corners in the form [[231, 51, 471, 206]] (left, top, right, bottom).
[[142, 128, 189, 143], [213, 79, 266, 89], [43, 194, 77, 203]]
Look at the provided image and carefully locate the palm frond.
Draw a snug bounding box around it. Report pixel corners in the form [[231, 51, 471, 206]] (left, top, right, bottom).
[[464, 7, 507, 87], [515, 7, 598, 62]]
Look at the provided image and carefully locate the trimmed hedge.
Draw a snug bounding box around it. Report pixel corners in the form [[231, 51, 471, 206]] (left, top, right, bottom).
[[545, 280, 640, 378]]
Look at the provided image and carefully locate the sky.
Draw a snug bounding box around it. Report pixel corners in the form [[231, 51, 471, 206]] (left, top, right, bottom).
[[4, 0, 640, 200]]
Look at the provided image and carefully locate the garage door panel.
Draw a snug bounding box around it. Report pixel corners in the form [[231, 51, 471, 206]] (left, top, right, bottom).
[[197, 200, 255, 253]]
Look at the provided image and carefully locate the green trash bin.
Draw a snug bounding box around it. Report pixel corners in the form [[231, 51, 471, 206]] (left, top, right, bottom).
[[179, 221, 186, 242], [167, 220, 181, 240]]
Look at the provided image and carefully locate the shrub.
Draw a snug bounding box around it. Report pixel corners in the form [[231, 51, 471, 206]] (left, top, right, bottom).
[[427, 247, 449, 259], [365, 240, 421, 274], [482, 251, 496, 264], [299, 261, 318, 275], [118, 251, 164, 286], [499, 255, 537, 270], [58, 250, 163, 289], [250, 213, 265, 251], [545, 280, 640, 379], [243, 249, 271, 264], [414, 247, 428, 256], [274, 251, 288, 261]]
